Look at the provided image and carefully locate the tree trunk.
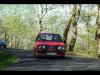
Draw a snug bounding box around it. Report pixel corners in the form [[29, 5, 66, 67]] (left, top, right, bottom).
[[96, 4, 100, 58], [69, 24, 77, 51], [69, 5, 81, 51], [4, 30, 7, 41], [39, 19, 43, 32], [63, 17, 73, 47], [63, 5, 77, 49]]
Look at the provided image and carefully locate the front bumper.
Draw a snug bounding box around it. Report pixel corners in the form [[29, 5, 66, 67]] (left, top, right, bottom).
[[36, 51, 65, 57]]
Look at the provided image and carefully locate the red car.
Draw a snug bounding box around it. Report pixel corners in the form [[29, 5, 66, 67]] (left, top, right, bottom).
[[33, 32, 66, 59]]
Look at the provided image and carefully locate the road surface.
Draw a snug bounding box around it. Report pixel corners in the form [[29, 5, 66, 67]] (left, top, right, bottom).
[[1, 48, 100, 71]]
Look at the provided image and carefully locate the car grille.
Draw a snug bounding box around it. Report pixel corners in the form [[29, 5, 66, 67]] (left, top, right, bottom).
[[46, 46, 58, 51]]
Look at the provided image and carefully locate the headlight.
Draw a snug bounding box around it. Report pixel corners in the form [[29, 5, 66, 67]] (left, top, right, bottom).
[[62, 47, 65, 50], [58, 46, 62, 50], [42, 45, 46, 49], [38, 45, 46, 49], [58, 46, 65, 50], [39, 46, 42, 48]]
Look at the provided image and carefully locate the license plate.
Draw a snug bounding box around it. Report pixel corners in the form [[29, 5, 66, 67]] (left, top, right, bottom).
[[46, 52, 57, 55]]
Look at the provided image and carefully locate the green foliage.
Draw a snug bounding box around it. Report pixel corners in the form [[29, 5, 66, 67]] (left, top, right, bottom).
[[48, 15, 60, 25], [73, 49, 97, 58], [0, 51, 17, 69], [0, 5, 39, 49]]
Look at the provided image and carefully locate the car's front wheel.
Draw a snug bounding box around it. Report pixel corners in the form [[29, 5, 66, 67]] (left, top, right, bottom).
[[34, 51, 40, 59]]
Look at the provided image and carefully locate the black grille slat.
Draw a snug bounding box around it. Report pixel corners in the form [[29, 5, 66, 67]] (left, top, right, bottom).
[[47, 46, 58, 51]]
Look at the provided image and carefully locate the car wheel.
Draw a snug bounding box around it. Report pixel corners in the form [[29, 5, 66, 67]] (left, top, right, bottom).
[[58, 56, 65, 59], [34, 52, 40, 59], [4, 45, 6, 48], [33, 51, 36, 57]]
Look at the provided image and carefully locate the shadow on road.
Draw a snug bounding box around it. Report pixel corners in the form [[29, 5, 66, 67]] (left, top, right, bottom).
[[1, 48, 100, 71]]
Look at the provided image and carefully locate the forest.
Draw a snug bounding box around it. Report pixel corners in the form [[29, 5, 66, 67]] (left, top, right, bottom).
[[0, 4, 100, 58]]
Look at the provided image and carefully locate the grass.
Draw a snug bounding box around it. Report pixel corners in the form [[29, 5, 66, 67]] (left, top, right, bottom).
[[0, 51, 18, 70], [66, 49, 97, 58]]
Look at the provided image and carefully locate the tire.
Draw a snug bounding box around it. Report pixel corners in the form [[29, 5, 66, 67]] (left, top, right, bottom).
[[58, 56, 65, 59], [33, 51, 36, 57], [4, 45, 6, 48], [34, 51, 40, 59], [35, 55, 40, 59]]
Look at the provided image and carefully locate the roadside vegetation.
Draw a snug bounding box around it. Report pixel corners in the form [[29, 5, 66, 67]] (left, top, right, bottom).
[[0, 51, 17, 69], [66, 50, 97, 58]]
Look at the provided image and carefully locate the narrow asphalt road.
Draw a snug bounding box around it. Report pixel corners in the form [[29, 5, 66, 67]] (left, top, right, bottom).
[[1, 48, 100, 71]]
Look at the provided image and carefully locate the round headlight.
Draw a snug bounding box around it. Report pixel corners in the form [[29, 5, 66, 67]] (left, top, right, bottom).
[[58, 46, 62, 50], [42, 45, 46, 49], [39, 46, 41, 48], [62, 47, 65, 50]]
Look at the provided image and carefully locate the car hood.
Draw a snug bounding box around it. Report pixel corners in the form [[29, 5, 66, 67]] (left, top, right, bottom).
[[36, 41, 65, 46]]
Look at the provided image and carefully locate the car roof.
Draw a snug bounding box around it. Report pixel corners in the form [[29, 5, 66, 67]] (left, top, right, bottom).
[[38, 31, 60, 35], [39, 32, 60, 35]]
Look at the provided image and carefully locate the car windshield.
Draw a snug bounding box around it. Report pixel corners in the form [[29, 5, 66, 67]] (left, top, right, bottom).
[[36, 33, 62, 42]]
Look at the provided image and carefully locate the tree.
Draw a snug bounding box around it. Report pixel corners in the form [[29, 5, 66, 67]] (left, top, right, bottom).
[[35, 4, 57, 33], [95, 4, 100, 58], [63, 5, 75, 48], [36, 4, 49, 32], [68, 4, 81, 51], [63, 4, 81, 50]]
